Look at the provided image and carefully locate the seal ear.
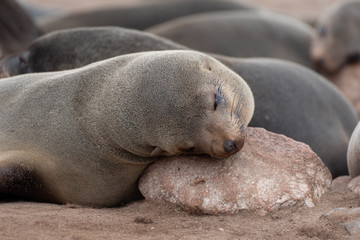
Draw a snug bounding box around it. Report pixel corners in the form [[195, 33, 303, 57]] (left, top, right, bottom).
[[0, 0, 41, 57]]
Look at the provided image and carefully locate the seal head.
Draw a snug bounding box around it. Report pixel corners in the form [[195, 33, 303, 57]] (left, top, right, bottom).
[[311, 1, 360, 72], [81, 51, 254, 160]]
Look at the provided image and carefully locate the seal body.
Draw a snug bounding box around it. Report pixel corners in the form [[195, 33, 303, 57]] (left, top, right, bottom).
[[40, 0, 256, 33], [311, 1, 360, 73], [147, 11, 314, 68], [0, 26, 356, 177], [0, 0, 41, 56], [348, 122, 360, 178], [0, 50, 254, 206], [0, 27, 187, 77], [225, 57, 357, 177]]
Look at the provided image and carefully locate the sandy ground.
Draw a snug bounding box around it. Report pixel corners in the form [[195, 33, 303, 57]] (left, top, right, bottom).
[[1, 192, 360, 240], [2, 0, 360, 239]]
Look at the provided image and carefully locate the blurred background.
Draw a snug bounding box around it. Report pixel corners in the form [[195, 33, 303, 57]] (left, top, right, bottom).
[[21, 0, 348, 20]]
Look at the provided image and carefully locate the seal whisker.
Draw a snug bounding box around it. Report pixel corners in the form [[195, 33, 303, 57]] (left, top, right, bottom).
[[231, 94, 236, 120], [234, 90, 242, 120]]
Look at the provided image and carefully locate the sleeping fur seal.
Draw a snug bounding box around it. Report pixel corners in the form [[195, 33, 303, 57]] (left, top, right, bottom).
[[0, 0, 255, 55], [347, 122, 360, 178], [0, 50, 254, 206], [147, 10, 314, 68], [311, 0, 360, 73], [39, 0, 256, 33], [0, 27, 187, 77], [0, 26, 356, 177]]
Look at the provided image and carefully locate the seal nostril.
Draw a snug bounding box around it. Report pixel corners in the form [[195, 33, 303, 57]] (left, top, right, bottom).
[[223, 140, 236, 153], [347, 53, 360, 64], [314, 58, 325, 69]]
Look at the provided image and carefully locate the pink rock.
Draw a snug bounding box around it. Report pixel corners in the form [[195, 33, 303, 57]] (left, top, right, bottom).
[[139, 127, 332, 215], [347, 176, 360, 194], [331, 175, 351, 192]]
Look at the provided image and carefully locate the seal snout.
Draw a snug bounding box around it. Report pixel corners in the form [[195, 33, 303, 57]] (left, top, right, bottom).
[[223, 140, 236, 153], [222, 137, 245, 156], [312, 57, 325, 70]]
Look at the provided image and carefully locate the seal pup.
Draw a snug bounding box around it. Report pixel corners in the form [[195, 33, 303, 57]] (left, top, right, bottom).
[[347, 122, 360, 178], [147, 10, 314, 68], [311, 1, 360, 73], [0, 26, 356, 177], [0, 50, 254, 206], [40, 0, 256, 33]]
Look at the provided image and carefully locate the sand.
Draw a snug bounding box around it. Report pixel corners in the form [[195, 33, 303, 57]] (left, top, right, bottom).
[[1, 192, 360, 240]]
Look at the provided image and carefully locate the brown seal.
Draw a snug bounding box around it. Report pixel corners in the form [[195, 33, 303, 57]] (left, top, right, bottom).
[[39, 0, 256, 33], [311, 1, 360, 73], [147, 10, 314, 68], [0, 26, 356, 178], [0, 50, 254, 206]]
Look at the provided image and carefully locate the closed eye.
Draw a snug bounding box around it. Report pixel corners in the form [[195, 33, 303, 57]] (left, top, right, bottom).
[[214, 88, 225, 110], [214, 94, 219, 110]]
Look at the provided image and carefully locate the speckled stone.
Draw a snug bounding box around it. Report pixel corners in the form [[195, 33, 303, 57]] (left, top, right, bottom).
[[139, 127, 332, 215], [347, 176, 360, 194], [331, 175, 351, 192]]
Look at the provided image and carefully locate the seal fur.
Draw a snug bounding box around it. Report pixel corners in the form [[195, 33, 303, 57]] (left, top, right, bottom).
[[0, 50, 254, 206], [0, 26, 356, 177], [311, 0, 360, 72], [147, 10, 314, 68]]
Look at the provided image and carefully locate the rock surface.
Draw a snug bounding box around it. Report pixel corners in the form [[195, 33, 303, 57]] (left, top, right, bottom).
[[331, 175, 351, 192], [139, 127, 332, 215], [347, 176, 360, 194]]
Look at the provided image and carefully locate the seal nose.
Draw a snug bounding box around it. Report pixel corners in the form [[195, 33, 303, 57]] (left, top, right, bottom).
[[222, 136, 246, 156], [347, 53, 360, 64], [313, 57, 325, 70], [223, 140, 237, 153]]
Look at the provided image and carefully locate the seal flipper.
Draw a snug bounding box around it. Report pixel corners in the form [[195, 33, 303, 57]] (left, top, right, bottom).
[[0, 163, 56, 203]]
